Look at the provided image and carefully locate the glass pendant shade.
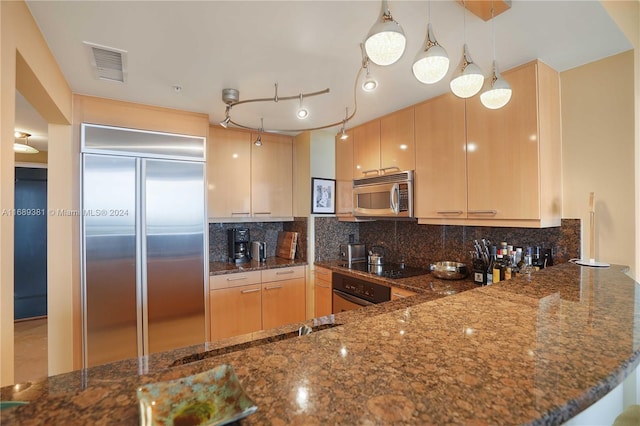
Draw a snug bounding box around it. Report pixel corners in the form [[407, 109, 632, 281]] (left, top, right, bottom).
[[449, 44, 484, 98], [412, 24, 449, 84], [480, 61, 512, 109], [364, 0, 406, 66], [14, 143, 39, 154]]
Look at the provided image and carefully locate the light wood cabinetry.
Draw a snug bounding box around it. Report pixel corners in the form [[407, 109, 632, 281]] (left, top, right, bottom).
[[208, 126, 293, 221], [416, 60, 561, 228], [390, 286, 417, 300], [209, 271, 262, 340], [251, 132, 293, 219], [353, 120, 381, 178], [208, 127, 252, 219], [335, 130, 354, 217], [464, 60, 561, 227], [414, 93, 467, 222], [380, 107, 415, 173], [261, 266, 306, 330], [314, 267, 333, 317]]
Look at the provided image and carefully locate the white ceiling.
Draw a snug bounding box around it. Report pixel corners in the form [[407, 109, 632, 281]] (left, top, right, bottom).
[[19, 0, 632, 144]]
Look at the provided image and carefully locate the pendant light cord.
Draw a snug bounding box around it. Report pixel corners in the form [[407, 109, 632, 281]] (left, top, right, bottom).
[[491, 1, 496, 61]]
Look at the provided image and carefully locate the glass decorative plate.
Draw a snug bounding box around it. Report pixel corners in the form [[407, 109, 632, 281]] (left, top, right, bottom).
[[137, 364, 257, 426]]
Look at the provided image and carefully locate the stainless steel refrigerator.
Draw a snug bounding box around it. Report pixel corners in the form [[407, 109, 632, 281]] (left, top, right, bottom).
[[81, 124, 207, 368]]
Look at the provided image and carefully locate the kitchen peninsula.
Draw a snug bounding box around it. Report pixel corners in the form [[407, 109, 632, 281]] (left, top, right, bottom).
[[1, 263, 639, 425]]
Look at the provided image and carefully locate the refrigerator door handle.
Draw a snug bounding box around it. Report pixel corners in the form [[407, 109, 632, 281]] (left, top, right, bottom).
[[139, 158, 149, 357]]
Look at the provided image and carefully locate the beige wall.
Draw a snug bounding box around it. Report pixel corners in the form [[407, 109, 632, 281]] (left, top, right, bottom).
[[1, 0, 73, 386], [561, 50, 635, 275], [15, 151, 48, 164]]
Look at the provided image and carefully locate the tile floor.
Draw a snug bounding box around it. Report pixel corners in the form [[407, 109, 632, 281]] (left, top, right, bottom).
[[14, 317, 48, 383]]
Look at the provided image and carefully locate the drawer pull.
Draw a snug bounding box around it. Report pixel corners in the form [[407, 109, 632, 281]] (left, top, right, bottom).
[[226, 275, 248, 281], [436, 210, 463, 215], [315, 270, 330, 275], [316, 283, 330, 289], [265, 285, 283, 290], [380, 166, 401, 174], [276, 270, 295, 275], [468, 210, 497, 215], [253, 212, 272, 215], [231, 212, 250, 215], [240, 288, 260, 294], [392, 292, 407, 298], [361, 169, 380, 176]]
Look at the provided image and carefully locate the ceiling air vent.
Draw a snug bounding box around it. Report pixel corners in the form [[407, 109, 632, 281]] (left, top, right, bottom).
[[84, 42, 127, 83]]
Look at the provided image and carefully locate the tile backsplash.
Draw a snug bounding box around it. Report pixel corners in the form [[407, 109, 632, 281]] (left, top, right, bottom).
[[315, 217, 580, 270]]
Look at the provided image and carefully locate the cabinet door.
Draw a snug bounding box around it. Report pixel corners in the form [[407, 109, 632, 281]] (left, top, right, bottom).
[[251, 132, 293, 218], [390, 286, 416, 300], [335, 131, 354, 216], [466, 63, 540, 221], [210, 284, 262, 340], [353, 120, 380, 178], [414, 93, 467, 221], [314, 267, 332, 317], [262, 278, 305, 330], [208, 127, 252, 219], [380, 107, 415, 173]]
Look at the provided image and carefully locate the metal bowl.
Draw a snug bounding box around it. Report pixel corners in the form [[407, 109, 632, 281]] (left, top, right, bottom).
[[430, 261, 468, 280]]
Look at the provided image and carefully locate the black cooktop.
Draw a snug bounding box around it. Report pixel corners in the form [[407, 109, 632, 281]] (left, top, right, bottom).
[[342, 261, 430, 279]]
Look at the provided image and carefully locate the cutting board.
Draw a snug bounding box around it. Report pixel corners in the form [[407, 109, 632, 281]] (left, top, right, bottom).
[[276, 231, 298, 260]]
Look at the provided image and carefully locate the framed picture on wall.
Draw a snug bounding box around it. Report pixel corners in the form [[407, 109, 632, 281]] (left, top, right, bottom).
[[311, 178, 336, 214]]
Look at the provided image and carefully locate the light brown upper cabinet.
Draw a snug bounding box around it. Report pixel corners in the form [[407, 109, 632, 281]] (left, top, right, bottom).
[[416, 59, 561, 228], [208, 127, 252, 219], [353, 120, 380, 178], [464, 60, 561, 227], [380, 107, 415, 174], [250, 132, 293, 219], [414, 93, 467, 222], [335, 130, 354, 217], [208, 126, 293, 221]]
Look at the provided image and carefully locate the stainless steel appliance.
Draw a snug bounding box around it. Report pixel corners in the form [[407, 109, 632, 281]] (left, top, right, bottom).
[[228, 228, 250, 263], [339, 243, 366, 264], [81, 124, 207, 368], [332, 273, 391, 313], [251, 241, 267, 262], [352, 170, 414, 218]]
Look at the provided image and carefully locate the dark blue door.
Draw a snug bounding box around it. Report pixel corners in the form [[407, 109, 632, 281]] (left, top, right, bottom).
[[14, 167, 48, 320]]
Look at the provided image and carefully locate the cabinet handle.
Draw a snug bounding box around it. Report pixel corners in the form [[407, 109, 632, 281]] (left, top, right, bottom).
[[392, 292, 406, 298], [226, 275, 249, 281], [231, 212, 250, 215], [380, 166, 401, 174], [276, 270, 295, 275], [240, 288, 260, 294], [468, 210, 498, 215], [316, 270, 330, 275], [253, 212, 272, 215], [264, 285, 283, 290], [361, 169, 380, 176], [436, 210, 463, 215], [316, 283, 330, 289]]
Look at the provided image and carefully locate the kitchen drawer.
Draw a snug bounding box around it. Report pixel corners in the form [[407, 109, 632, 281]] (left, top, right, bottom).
[[261, 266, 305, 283], [314, 266, 332, 285], [390, 286, 417, 300], [210, 270, 262, 290]]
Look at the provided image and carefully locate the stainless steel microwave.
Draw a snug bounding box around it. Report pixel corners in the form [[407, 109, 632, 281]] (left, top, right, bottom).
[[352, 170, 414, 218]]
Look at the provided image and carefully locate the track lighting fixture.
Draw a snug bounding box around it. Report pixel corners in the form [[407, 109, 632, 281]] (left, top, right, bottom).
[[220, 106, 231, 128], [296, 93, 309, 119], [254, 118, 264, 146], [364, 0, 406, 66]]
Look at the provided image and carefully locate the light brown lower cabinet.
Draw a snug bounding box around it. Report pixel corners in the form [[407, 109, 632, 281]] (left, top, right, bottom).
[[209, 266, 306, 341], [390, 286, 417, 300], [314, 267, 333, 317]]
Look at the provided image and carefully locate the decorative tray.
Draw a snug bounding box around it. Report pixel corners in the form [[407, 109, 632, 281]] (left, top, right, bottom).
[[137, 364, 257, 426]]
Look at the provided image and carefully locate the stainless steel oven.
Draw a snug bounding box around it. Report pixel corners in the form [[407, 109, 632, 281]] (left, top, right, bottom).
[[332, 272, 391, 313]]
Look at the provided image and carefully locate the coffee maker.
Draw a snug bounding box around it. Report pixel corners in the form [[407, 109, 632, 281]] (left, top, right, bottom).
[[228, 228, 250, 263]]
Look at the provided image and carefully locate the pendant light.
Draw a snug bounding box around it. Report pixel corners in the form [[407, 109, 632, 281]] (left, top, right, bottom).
[[296, 93, 309, 119], [14, 131, 39, 154], [449, 2, 483, 98], [480, 3, 512, 109], [364, 0, 406, 66], [254, 118, 264, 146], [412, 1, 449, 84]]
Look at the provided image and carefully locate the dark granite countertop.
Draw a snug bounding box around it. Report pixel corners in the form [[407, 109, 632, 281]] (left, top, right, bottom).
[[210, 257, 307, 275], [2, 263, 639, 425]]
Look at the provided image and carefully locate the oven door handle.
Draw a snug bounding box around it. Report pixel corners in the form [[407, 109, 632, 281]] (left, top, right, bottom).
[[333, 289, 374, 307]]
